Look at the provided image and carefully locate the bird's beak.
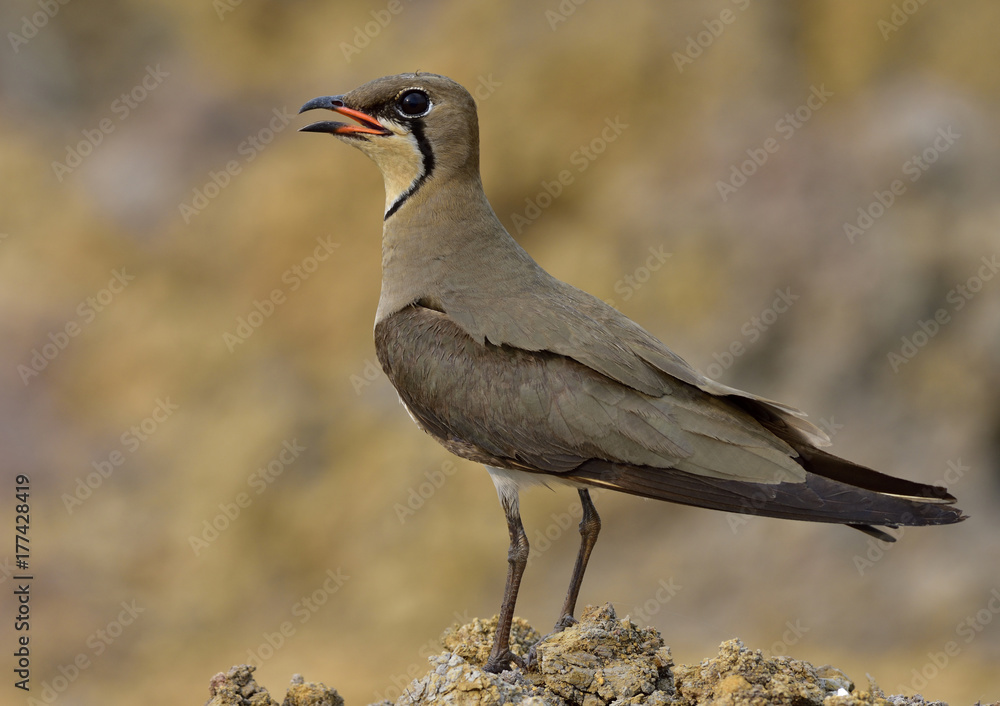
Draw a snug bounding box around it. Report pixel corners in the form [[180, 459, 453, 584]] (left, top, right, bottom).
[[298, 95, 391, 137]]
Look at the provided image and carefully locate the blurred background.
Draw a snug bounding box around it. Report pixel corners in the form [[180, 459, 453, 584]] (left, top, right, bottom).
[[2, 0, 999, 704]]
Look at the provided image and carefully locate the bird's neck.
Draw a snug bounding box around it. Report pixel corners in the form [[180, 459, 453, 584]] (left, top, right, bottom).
[[374, 174, 539, 323]]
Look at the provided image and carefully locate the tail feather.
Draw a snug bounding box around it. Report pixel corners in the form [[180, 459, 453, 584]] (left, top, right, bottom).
[[849, 524, 900, 542], [566, 459, 966, 529]]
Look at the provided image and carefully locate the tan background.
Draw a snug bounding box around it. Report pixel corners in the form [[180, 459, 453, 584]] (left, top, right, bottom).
[[2, 1, 999, 704]]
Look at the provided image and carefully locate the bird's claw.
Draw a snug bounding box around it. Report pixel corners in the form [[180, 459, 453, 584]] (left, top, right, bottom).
[[483, 650, 525, 674], [553, 614, 578, 630]]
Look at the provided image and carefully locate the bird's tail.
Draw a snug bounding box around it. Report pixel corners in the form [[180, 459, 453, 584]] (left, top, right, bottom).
[[565, 456, 966, 542]]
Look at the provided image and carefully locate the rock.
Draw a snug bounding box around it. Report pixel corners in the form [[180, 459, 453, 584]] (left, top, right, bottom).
[[441, 614, 541, 665], [205, 665, 343, 706], [532, 603, 676, 705], [672, 638, 867, 705], [282, 674, 346, 706], [202, 605, 981, 706], [206, 665, 278, 706], [393, 651, 558, 705], [882, 696, 949, 706]]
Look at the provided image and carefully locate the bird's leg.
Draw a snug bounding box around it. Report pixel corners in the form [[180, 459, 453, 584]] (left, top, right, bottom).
[[483, 494, 529, 673], [525, 489, 601, 670], [557, 488, 601, 627]]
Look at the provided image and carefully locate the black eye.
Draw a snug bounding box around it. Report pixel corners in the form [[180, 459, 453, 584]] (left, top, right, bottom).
[[396, 90, 430, 117]]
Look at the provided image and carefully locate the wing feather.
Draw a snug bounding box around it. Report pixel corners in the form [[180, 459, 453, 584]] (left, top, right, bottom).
[[377, 306, 805, 483], [374, 304, 963, 528]]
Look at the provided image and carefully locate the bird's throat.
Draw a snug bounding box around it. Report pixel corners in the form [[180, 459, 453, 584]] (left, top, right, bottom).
[[377, 133, 427, 219]]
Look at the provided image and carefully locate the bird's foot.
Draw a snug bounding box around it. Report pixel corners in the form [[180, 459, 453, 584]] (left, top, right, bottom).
[[483, 649, 525, 674], [524, 614, 577, 670], [552, 614, 578, 631]]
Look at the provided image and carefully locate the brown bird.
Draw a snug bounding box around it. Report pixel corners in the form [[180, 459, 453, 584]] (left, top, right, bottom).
[[299, 73, 965, 673]]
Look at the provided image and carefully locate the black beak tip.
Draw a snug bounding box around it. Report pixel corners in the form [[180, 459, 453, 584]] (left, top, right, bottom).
[[299, 95, 346, 115], [299, 121, 342, 134]]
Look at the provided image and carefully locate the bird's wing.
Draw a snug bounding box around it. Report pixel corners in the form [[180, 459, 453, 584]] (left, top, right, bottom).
[[376, 304, 963, 529], [442, 273, 833, 448], [376, 304, 806, 484]]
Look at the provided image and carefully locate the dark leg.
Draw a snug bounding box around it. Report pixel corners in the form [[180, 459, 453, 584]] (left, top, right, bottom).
[[525, 489, 601, 670], [557, 489, 601, 626], [484, 496, 529, 673]]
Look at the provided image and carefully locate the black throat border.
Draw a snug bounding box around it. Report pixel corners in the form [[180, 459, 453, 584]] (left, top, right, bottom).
[[385, 120, 436, 220]]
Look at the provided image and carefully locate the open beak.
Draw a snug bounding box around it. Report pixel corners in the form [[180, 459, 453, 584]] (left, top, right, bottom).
[[298, 96, 391, 137]]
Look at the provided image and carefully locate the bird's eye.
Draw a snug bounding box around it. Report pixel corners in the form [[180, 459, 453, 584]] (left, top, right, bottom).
[[396, 90, 431, 117]]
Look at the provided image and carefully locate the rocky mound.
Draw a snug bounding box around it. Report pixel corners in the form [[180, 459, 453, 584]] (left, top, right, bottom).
[[203, 604, 970, 706]]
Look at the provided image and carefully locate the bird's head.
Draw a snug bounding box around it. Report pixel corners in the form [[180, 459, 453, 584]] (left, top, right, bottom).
[[300, 73, 480, 218]]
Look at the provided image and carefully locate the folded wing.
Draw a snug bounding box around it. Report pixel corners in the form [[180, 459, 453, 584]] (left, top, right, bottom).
[[375, 305, 964, 532]]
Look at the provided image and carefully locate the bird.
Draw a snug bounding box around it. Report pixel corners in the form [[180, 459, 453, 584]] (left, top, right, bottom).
[[298, 73, 965, 673]]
